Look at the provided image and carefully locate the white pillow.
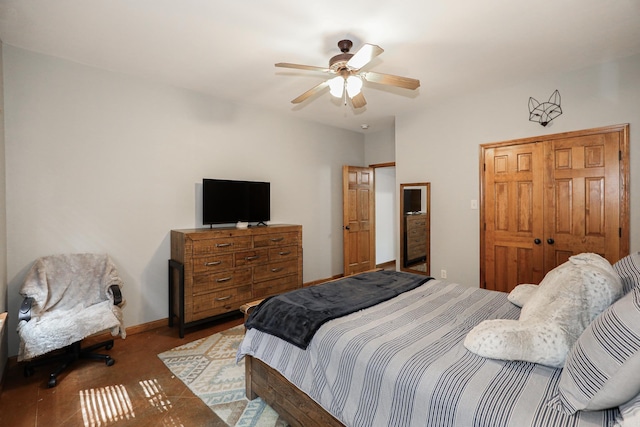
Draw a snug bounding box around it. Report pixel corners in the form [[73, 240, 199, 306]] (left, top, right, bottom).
[[464, 253, 623, 368], [507, 284, 537, 307]]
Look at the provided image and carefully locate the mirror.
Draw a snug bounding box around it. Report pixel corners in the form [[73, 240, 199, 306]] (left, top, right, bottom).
[[400, 183, 430, 275]]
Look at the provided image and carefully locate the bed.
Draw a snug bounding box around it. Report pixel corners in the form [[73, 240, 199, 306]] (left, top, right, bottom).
[[237, 254, 640, 427]]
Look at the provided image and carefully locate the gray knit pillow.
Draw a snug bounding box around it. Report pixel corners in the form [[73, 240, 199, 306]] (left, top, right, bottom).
[[552, 285, 640, 414]]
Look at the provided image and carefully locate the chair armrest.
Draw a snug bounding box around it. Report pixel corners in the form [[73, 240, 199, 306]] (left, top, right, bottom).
[[19, 297, 34, 322], [109, 285, 123, 306]]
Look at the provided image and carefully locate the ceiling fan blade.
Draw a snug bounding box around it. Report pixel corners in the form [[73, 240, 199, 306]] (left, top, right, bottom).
[[347, 44, 384, 70], [291, 81, 330, 104], [275, 62, 331, 73], [350, 92, 367, 109], [362, 71, 420, 90]]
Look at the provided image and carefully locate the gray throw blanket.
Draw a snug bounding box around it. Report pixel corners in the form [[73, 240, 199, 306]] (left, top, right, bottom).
[[245, 270, 431, 349]]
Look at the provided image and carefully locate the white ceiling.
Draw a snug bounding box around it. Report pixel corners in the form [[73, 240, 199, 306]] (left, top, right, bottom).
[[1, 0, 639, 133]]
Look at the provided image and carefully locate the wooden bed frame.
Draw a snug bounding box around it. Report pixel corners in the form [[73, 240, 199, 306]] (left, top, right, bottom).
[[245, 354, 344, 427], [240, 300, 345, 427]]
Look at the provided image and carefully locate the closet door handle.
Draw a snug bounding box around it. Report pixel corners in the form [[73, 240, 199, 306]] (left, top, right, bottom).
[[547, 238, 555, 245], [534, 238, 541, 245]]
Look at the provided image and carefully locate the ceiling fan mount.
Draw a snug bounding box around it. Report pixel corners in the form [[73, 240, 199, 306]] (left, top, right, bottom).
[[329, 39, 354, 71], [275, 39, 420, 108]]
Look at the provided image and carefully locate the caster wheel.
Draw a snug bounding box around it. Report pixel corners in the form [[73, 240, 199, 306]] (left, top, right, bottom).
[[48, 377, 57, 388], [106, 357, 115, 367], [24, 367, 34, 377], [105, 343, 113, 350]]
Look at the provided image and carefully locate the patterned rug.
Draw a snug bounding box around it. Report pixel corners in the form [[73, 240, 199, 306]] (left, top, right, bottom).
[[158, 325, 287, 426]]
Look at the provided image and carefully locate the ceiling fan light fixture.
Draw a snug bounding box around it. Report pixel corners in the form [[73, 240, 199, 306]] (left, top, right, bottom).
[[346, 75, 363, 97], [328, 76, 345, 98]]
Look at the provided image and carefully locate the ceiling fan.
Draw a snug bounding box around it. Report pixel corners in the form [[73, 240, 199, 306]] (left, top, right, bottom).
[[276, 39, 420, 109]]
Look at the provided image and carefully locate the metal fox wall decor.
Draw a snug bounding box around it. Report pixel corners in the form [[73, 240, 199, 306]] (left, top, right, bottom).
[[528, 90, 562, 126]]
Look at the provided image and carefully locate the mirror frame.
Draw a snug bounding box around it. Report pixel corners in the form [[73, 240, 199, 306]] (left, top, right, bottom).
[[399, 183, 431, 276]]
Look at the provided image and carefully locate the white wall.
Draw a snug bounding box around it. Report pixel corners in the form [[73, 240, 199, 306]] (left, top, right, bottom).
[[364, 125, 397, 265], [0, 41, 8, 382], [3, 46, 365, 356], [396, 54, 640, 287], [374, 167, 396, 264]]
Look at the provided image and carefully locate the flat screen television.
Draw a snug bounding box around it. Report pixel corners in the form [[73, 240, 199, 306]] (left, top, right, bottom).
[[404, 189, 422, 213], [202, 179, 270, 225]]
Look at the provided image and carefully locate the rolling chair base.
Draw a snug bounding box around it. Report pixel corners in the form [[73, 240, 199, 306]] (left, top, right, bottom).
[[23, 339, 115, 388]]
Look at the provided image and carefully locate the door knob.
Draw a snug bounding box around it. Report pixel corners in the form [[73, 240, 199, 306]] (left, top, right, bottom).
[[534, 238, 541, 245], [547, 238, 555, 244], [345, 225, 350, 230]]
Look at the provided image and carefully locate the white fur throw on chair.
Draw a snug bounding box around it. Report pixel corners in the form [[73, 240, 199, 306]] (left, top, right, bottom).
[[17, 253, 126, 361]]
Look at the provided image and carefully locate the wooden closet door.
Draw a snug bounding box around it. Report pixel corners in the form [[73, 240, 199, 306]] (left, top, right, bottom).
[[480, 124, 629, 293], [543, 132, 622, 271], [483, 143, 545, 292]]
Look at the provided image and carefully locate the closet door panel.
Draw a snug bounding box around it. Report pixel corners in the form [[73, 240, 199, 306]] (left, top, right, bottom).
[[543, 132, 621, 272], [483, 143, 544, 292]]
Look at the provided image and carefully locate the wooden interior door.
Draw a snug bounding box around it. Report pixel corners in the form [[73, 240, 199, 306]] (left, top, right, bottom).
[[483, 143, 545, 292], [343, 166, 376, 276], [481, 124, 629, 292], [543, 131, 623, 271]]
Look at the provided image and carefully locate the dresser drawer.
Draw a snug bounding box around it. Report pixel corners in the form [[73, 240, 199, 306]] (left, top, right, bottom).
[[253, 274, 299, 299], [268, 245, 298, 262], [192, 236, 252, 255], [254, 232, 299, 248], [192, 284, 252, 314], [234, 249, 269, 267], [192, 254, 234, 274], [254, 259, 298, 282], [192, 268, 252, 295]]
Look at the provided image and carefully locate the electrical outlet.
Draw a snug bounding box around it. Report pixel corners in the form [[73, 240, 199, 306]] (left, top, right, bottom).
[[441, 269, 447, 279]]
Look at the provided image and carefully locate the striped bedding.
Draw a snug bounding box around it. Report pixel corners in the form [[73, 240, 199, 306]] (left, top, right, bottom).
[[237, 278, 620, 427]]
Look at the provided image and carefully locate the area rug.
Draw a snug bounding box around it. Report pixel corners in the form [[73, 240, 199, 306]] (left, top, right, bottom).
[[158, 325, 288, 426]]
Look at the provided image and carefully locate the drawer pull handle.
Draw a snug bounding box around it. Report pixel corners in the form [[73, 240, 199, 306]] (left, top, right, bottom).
[[245, 255, 260, 261], [270, 237, 284, 242], [278, 251, 291, 256], [215, 295, 232, 302], [271, 267, 284, 273], [216, 276, 233, 283], [204, 261, 222, 266], [215, 243, 232, 248]]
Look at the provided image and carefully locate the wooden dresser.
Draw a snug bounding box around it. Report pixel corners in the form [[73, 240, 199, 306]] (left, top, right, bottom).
[[405, 214, 427, 266], [169, 224, 302, 337]]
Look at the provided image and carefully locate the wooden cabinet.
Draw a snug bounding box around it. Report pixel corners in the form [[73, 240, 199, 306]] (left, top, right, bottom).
[[404, 214, 427, 266], [480, 124, 629, 293], [169, 224, 302, 337]]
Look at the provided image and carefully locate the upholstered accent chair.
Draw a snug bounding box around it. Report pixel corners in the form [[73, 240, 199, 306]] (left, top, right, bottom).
[[17, 253, 126, 387]]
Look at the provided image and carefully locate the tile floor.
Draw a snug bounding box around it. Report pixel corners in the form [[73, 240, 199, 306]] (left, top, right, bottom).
[[0, 314, 245, 427]]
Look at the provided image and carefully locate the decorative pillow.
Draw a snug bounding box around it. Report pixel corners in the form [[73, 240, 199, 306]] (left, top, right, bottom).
[[507, 284, 538, 308], [464, 253, 623, 368], [551, 285, 640, 414], [617, 392, 640, 426], [613, 252, 640, 295]]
